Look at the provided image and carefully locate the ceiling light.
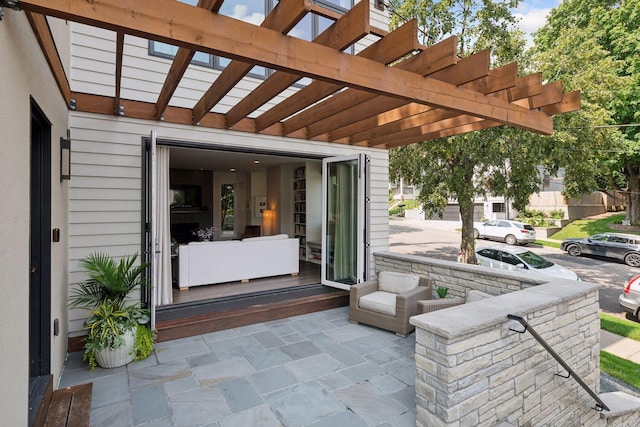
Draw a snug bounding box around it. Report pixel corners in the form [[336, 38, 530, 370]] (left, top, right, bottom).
[[254, 160, 260, 164], [230, 168, 236, 172]]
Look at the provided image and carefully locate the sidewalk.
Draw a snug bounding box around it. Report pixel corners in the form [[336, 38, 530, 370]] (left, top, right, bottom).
[[601, 330, 640, 364]]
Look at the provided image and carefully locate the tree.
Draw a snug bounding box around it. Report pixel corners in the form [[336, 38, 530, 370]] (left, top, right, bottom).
[[533, 0, 640, 221], [387, 0, 549, 263]]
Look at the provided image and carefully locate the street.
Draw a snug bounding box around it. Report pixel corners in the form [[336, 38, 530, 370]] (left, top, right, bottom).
[[388, 217, 636, 318]]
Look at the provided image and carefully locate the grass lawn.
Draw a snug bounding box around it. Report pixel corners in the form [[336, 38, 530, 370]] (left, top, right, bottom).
[[550, 214, 634, 240], [600, 312, 640, 389], [600, 351, 640, 390]]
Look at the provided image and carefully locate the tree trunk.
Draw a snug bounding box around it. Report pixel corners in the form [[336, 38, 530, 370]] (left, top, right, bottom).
[[459, 202, 477, 264], [627, 163, 640, 224]]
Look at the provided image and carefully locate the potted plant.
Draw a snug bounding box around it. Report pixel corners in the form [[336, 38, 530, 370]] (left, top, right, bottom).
[[436, 286, 449, 299], [69, 252, 154, 370]]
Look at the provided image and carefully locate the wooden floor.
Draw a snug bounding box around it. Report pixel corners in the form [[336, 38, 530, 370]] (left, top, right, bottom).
[[171, 261, 321, 305]]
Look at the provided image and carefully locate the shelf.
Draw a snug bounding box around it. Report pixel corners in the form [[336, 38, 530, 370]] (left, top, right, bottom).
[[294, 166, 306, 260]]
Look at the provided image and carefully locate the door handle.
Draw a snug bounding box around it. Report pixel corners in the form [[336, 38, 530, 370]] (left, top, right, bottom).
[[31, 267, 37, 274]]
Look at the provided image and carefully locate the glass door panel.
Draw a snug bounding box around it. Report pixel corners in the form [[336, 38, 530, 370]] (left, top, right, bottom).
[[322, 154, 368, 289]]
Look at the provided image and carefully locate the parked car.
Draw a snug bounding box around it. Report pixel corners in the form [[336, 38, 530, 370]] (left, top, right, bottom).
[[473, 244, 580, 281], [619, 273, 640, 320], [560, 233, 640, 267], [473, 220, 536, 245]]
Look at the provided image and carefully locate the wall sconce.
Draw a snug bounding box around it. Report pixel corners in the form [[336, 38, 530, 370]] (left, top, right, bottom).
[[374, 0, 385, 10], [60, 129, 71, 181], [262, 209, 274, 236]]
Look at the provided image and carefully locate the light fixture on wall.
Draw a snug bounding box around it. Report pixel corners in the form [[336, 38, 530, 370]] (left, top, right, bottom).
[[60, 129, 71, 181], [374, 0, 385, 10], [262, 209, 274, 236]]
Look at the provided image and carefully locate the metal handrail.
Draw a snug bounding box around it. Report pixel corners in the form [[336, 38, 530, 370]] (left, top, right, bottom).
[[507, 314, 610, 412]]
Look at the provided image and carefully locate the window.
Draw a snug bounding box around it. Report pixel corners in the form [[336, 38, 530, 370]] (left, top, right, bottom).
[[492, 202, 505, 213], [149, 0, 354, 79]]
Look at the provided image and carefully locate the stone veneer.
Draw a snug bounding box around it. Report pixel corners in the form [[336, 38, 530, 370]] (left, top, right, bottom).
[[373, 252, 640, 426]]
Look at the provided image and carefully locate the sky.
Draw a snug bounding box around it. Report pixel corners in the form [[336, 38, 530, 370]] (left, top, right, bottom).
[[513, 0, 561, 36]]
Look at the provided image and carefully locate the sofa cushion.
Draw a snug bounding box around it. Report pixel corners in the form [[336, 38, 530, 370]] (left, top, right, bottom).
[[241, 233, 289, 242], [359, 291, 397, 316], [466, 289, 493, 303], [378, 271, 420, 294]]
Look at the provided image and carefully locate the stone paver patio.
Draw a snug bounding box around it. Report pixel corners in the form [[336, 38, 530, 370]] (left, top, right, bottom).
[[59, 306, 417, 426]]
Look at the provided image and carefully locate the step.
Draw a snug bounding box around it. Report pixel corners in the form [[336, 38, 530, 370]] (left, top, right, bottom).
[[599, 391, 640, 419], [44, 383, 92, 427], [156, 289, 349, 342]]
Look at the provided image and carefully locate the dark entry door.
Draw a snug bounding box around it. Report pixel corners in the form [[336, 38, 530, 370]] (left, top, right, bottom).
[[29, 99, 52, 417]]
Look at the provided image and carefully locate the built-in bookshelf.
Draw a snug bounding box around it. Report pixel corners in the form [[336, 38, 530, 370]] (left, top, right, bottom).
[[293, 166, 307, 260]]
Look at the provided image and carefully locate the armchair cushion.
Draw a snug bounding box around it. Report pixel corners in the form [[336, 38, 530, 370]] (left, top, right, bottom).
[[359, 291, 397, 316], [378, 271, 420, 294], [466, 289, 493, 302]]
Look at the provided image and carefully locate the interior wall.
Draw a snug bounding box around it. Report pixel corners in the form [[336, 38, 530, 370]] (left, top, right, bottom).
[[169, 169, 213, 242], [250, 171, 267, 229]]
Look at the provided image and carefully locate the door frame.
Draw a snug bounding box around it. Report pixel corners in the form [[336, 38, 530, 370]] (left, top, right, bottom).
[[321, 154, 369, 290], [29, 98, 52, 423]]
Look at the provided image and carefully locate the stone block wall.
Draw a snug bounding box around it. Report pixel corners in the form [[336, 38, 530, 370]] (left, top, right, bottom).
[[410, 280, 603, 426], [376, 251, 640, 425], [374, 252, 544, 298]]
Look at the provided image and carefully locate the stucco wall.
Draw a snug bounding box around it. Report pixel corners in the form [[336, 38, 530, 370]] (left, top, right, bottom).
[[0, 10, 70, 424]]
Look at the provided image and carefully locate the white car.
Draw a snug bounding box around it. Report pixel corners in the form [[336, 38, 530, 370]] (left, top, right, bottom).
[[473, 220, 536, 245], [474, 244, 580, 281], [619, 273, 640, 320]]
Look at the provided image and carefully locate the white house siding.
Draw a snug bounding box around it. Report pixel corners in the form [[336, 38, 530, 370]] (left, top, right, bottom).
[[68, 112, 390, 334], [0, 11, 70, 424]]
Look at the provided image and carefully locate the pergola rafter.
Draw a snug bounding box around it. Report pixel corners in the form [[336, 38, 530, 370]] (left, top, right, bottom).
[[16, 0, 579, 148]]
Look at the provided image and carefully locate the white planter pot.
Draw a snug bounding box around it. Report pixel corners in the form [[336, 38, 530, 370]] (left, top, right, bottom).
[[94, 327, 136, 369]]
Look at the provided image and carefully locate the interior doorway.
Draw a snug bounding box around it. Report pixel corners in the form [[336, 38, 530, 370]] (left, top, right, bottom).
[[143, 139, 325, 313]]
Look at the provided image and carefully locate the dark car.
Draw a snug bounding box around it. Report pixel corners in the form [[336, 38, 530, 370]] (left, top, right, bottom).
[[560, 233, 640, 267]]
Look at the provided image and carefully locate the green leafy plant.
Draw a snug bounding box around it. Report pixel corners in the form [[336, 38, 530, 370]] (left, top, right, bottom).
[[69, 252, 153, 370], [436, 286, 449, 299], [135, 324, 156, 361]]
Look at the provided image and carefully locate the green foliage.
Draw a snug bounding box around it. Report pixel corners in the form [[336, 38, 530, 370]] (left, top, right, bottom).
[[549, 209, 565, 219], [135, 324, 157, 361], [69, 252, 152, 370], [436, 286, 449, 298], [533, 0, 640, 220], [69, 252, 149, 311]]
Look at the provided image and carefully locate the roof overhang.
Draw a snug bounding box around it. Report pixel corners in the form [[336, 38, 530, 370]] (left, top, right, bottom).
[[17, 0, 580, 148]]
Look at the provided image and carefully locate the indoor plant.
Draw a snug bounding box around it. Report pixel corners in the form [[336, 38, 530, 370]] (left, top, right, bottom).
[[69, 252, 153, 370]]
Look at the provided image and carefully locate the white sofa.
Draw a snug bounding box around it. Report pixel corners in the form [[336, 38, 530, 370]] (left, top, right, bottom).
[[178, 234, 299, 289]]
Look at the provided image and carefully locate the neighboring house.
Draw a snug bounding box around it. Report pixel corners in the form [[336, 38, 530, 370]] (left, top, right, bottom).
[[0, 0, 578, 424]]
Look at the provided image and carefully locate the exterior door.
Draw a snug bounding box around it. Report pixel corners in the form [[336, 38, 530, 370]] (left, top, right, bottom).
[[321, 154, 369, 289], [29, 100, 52, 424]]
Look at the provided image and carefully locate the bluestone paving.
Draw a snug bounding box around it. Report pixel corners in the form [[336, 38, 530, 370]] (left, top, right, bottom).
[[58, 305, 640, 426]]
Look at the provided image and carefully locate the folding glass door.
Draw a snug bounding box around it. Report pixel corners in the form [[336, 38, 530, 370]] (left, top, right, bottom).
[[321, 154, 369, 289]]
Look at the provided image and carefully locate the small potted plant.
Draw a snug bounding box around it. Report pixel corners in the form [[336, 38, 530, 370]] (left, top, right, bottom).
[[69, 252, 155, 370], [436, 285, 449, 299]]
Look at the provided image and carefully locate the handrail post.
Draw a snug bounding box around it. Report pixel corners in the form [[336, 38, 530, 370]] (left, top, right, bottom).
[[507, 314, 610, 412]]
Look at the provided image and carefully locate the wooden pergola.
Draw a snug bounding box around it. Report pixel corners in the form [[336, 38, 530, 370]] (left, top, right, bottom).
[[16, 0, 579, 148]]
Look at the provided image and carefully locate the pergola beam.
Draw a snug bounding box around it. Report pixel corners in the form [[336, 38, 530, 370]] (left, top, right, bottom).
[[308, 50, 491, 139], [191, 0, 310, 124], [18, 0, 554, 134], [225, 0, 372, 129], [280, 36, 459, 135], [24, 11, 70, 105]]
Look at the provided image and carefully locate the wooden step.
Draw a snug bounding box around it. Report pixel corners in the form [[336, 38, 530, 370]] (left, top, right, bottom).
[[44, 383, 92, 427], [156, 289, 349, 342]]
